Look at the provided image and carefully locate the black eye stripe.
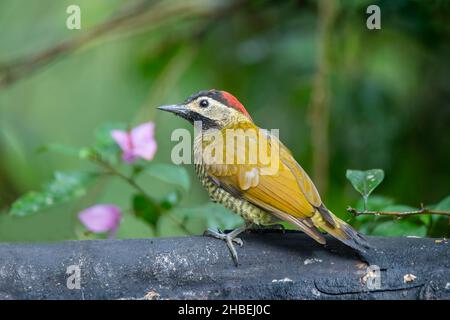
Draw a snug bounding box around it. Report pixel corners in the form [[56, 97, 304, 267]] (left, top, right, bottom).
[[199, 99, 209, 108]]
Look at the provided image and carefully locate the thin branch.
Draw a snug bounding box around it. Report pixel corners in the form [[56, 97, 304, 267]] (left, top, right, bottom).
[[347, 206, 450, 217], [97, 158, 149, 198], [0, 0, 156, 88], [0, 0, 239, 89]]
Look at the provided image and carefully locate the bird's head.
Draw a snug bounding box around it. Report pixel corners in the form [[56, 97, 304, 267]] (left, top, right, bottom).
[[158, 89, 252, 129]]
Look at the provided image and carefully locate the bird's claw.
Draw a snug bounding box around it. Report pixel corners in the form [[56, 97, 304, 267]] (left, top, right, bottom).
[[203, 227, 245, 266], [232, 237, 244, 246], [203, 228, 243, 246]]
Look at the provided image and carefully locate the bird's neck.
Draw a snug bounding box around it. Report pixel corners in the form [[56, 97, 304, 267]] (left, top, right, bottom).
[[221, 119, 257, 131], [193, 119, 259, 157]]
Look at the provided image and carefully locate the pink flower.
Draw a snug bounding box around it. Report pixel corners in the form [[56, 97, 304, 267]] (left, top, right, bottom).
[[111, 122, 157, 164], [78, 204, 122, 238]]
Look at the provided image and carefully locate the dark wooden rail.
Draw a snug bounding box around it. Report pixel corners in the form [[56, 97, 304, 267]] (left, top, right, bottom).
[[0, 231, 448, 299]]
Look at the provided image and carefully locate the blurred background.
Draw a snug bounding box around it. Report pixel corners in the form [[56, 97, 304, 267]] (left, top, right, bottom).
[[0, 0, 449, 242]]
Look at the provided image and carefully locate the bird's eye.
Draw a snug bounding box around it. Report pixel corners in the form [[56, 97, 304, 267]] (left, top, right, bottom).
[[199, 99, 209, 108]]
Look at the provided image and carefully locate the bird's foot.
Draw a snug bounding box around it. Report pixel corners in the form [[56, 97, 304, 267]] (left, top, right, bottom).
[[203, 227, 245, 266], [247, 223, 286, 234]]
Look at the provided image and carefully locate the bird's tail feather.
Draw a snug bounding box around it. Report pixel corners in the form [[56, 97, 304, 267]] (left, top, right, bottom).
[[311, 208, 372, 252]]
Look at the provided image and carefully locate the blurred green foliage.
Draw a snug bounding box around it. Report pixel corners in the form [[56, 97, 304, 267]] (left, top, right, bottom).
[[0, 0, 449, 241], [350, 195, 450, 238]]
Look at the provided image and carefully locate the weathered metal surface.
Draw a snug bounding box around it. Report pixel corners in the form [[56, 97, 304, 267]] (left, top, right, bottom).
[[0, 231, 448, 299]]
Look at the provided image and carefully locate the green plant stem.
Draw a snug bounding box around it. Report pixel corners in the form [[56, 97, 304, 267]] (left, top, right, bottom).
[[363, 195, 368, 212], [94, 158, 194, 235], [347, 206, 450, 217], [98, 159, 148, 197]]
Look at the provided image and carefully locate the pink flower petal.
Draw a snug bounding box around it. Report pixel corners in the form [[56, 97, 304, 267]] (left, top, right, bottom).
[[131, 122, 155, 142], [130, 122, 157, 161], [111, 130, 132, 153], [111, 123, 157, 163], [78, 205, 122, 234], [133, 140, 157, 161]]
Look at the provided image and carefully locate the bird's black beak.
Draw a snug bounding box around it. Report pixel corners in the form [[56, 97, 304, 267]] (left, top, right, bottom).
[[158, 103, 217, 129], [157, 104, 187, 117]]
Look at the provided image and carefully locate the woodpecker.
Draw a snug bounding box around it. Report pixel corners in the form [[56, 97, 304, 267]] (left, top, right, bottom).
[[158, 89, 370, 265]]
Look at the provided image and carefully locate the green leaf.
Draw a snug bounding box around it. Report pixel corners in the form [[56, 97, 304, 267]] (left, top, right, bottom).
[[94, 122, 127, 147], [145, 163, 190, 192], [371, 220, 427, 237], [78, 147, 98, 160], [132, 194, 160, 226], [346, 169, 385, 197], [356, 219, 380, 235], [346, 169, 384, 210], [353, 196, 394, 232], [434, 195, 450, 211], [93, 122, 127, 162], [159, 191, 181, 210], [116, 213, 155, 239], [9, 171, 96, 217], [428, 196, 450, 237]]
